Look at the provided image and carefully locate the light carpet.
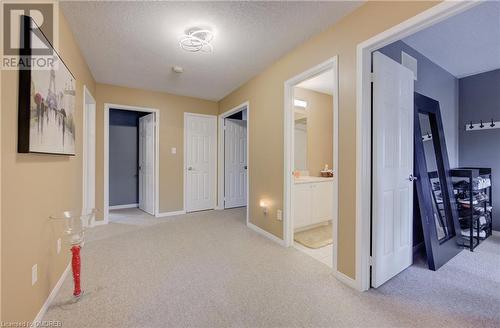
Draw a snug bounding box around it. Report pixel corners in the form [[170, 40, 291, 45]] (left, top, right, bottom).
[[43, 208, 500, 327]]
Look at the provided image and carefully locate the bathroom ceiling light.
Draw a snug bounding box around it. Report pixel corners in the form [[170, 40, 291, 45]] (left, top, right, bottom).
[[179, 27, 214, 53], [294, 99, 308, 108]]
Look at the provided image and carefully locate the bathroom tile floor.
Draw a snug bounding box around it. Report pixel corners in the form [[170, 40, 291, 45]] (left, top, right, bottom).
[[294, 242, 333, 267]]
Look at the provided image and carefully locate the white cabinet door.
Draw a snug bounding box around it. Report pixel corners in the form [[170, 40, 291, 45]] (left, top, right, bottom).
[[311, 182, 333, 224], [372, 51, 414, 288], [293, 184, 311, 229]]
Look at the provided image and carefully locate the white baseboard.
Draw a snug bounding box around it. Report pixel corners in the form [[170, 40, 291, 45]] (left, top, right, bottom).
[[109, 203, 138, 210], [247, 222, 285, 246], [334, 270, 360, 290], [156, 210, 186, 218], [492, 230, 500, 237], [91, 218, 107, 227], [33, 261, 71, 323]]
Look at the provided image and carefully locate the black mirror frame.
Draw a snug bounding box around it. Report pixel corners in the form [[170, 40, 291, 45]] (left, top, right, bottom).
[[414, 93, 462, 270]]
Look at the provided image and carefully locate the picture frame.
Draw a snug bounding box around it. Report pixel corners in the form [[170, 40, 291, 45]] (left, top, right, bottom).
[[18, 15, 76, 155]]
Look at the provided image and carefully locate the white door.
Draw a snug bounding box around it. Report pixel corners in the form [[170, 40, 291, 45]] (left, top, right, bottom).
[[224, 118, 247, 208], [139, 113, 155, 215], [83, 102, 96, 214], [185, 114, 217, 212], [372, 51, 414, 288]]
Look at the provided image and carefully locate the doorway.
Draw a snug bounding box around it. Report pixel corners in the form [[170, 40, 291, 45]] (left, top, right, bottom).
[[104, 103, 159, 223], [184, 113, 217, 213], [83, 86, 96, 225], [283, 57, 339, 271], [356, 1, 481, 291], [217, 102, 249, 222]]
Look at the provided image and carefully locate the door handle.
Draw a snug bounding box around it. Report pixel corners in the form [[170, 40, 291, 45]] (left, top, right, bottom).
[[408, 174, 418, 182], [244, 166, 248, 170], [188, 166, 193, 171]]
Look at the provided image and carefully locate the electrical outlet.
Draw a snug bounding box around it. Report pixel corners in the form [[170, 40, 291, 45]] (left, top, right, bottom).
[[277, 209, 283, 221], [32, 264, 37, 286], [57, 238, 61, 254]]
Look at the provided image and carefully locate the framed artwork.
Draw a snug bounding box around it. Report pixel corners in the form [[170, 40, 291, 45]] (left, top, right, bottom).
[[18, 15, 76, 155]]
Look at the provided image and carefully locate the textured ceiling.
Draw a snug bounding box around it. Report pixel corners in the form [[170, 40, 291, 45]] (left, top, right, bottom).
[[60, 1, 362, 100], [296, 69, 334, 95], [403, 1, 500, 78]]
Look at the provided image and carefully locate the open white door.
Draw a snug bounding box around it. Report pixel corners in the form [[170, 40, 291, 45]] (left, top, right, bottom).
[[224, 118, 247, 208], [139, 113, 155, 215], [372, 52, 414, 288], [185, 114, 217, 212], [83, 100, 96, 216]]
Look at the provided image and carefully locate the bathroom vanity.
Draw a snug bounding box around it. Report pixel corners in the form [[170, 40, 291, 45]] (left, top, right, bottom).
[[293, 176, 334, 230]]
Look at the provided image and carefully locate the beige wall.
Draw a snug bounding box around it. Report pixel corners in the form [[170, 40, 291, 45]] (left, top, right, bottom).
[[219, 1, 438, 279], [94, 84, 218, 216], [294, 87, 333, 176], [0, 1, 442, 321], [1, 12, 96, 321]]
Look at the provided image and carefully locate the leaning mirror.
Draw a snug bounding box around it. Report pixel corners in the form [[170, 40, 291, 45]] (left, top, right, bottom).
[[414, 93, 462, 271]]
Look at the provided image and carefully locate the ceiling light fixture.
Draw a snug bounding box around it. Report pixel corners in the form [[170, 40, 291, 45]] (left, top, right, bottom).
[[179, 27, 214, 53], [294, 99, 308, 108]]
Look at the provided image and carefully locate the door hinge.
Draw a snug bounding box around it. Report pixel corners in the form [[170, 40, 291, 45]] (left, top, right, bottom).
[[368, 256, 374, 266], [369, 72, 375, 83]]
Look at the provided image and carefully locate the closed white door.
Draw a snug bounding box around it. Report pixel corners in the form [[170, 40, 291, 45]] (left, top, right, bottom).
[[139, 113, 155, 215], [185, 114, 217, 212], [224, 118, 247, 208], [83, 102, 96, 213], [372, 52, 414, 288]]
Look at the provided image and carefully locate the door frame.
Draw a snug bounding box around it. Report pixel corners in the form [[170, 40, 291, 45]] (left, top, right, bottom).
[[183, 112, 218, 212], [217, 101, 250, 224], [283, 56, 340, 272], [104, 103, 160, 223], [82, 85, 96, 225], [356, 1, 479, 291]]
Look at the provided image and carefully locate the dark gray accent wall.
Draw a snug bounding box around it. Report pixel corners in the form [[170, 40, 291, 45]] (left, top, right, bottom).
[[378, 40, 460, 168], [109, 109, 146, 207], [459, 69, 500, 231]]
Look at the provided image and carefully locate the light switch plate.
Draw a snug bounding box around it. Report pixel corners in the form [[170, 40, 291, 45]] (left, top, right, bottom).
[[32, 264, 37, 286], [57, 238, 61, 254], [276, 209, 283, 221], [171, 147, 176, 154]]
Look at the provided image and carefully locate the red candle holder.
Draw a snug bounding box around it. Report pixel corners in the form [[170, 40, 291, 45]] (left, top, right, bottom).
[[50, 209, 95, 298]]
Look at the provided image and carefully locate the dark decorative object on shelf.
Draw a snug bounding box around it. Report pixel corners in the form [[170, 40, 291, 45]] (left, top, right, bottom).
[[414, 93, 462, 271], [18, 15, 76, 155], [450, 168, 493, 251]]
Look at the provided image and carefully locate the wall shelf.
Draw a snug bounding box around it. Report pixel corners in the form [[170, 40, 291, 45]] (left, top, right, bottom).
[[464, 120, 500, 131]]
